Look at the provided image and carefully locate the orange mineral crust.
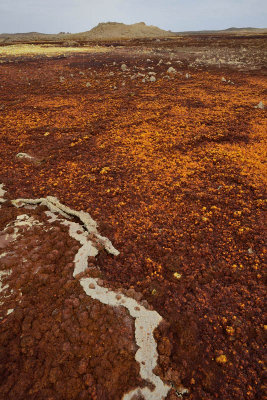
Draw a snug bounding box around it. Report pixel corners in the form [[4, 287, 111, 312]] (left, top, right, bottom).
[[0, 37, 266, 400]]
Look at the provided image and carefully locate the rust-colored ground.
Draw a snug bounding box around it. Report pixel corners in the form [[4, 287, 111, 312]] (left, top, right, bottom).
[[0, 36, 266, 399], [0, 203, 144, 400]]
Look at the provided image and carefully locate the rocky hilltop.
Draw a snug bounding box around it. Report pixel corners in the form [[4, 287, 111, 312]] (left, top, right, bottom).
[[81, 21, 174, 39], [0, 22, 174, 43]]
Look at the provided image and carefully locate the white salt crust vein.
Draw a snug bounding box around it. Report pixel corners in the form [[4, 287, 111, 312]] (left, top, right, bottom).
[[8, 192, 171, 399]]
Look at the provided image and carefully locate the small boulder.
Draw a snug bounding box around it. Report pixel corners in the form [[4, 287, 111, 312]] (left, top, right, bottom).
[[255, 101, 265, 110], [16, 152, 34, 160], [167, 67, 176, 74]]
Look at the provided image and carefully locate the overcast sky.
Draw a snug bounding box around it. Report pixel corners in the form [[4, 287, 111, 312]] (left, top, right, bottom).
[[0, 0, 266, 34]]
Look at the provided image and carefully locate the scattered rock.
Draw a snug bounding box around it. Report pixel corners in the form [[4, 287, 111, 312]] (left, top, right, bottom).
[[16, 152, 34, 160], [185, 73, 191, 79], [121, 64, 127, 71], [255, 101, 265, 109], [176, 385, 189, 397], [221, 77, 234, 84], [150, 76, 156, 82], [167, 67, 176, 74], [85, 82, 91, 87]]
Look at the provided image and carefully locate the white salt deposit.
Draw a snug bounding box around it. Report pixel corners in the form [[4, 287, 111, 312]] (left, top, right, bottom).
[[81, 278, 171, 400], [8, 193, 170, 399], [12, 196, 119, 256], [45, 210, 98, 276], [0, 183, 6, 203]]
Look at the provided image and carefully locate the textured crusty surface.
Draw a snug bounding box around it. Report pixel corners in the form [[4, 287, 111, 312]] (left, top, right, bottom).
[[81, 277, 170, 399], [0, 197, 170, 400], [0, 35, 266, 399]]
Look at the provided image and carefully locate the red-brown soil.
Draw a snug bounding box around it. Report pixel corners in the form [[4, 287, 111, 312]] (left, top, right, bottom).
[[0, 202, 146, 400], [0, 35, 266, 400]]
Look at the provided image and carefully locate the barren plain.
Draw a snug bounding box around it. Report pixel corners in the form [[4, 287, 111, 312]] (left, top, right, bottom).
[[0, 33, 266, 400]]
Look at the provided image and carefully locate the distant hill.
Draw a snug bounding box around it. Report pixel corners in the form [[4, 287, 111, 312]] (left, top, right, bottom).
[[175, 27, 267, 35], [0, 22, 175, 43], [0, 23, 266, 44], [0, 32, 52, 42], [75, 22, 174, 39], [224, 27, 257, 31]]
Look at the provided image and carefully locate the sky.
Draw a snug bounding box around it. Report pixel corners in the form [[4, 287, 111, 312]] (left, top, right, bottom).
[[0, 0, 266, 34]]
